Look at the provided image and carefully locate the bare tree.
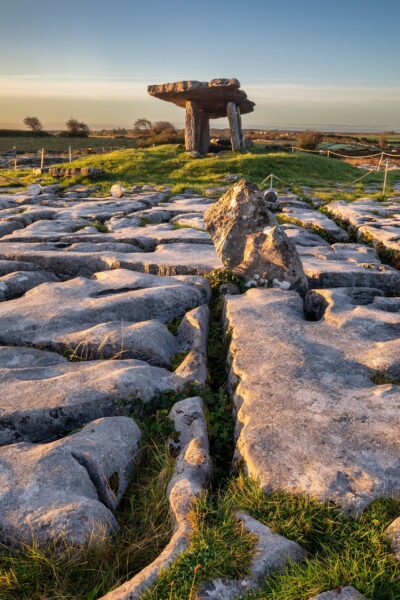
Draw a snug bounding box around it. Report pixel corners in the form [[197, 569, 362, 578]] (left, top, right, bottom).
[[133, 118, 153, 137], [23, 116, 43, 133]]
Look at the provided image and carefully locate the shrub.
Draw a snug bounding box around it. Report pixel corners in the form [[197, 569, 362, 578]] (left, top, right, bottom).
[[136, 130, 184, 147], [297, 130, 323, 150]]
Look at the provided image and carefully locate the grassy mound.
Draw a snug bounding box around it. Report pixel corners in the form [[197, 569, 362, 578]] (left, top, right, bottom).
[[1, 144, 394, 194]]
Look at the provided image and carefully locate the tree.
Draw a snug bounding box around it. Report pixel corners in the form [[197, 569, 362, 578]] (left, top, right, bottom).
[[133, 118, 152, 137], [151, 121, 176, 135], [66, 118, 90, 137], [23, 116, 43, 133]]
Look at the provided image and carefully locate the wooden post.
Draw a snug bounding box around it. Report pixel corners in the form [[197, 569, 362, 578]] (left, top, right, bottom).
[[185, 101, 201, 152], [13, 146, 17, 171], [227, 102, 241, 152], [198, 113, 210, 154], [40, 148, 44, 170], [69, 146, 72, 163], [383, 159, 389, 196]]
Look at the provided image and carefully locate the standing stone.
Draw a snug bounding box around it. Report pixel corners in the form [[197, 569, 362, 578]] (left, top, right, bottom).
[[185, 101, 201, 152], [226, 102, 241, 152], [237, 106, 245, 149], [204, 179, 307, 292], [239, 226, 308, 294], [204, 179, 276, 268], [199, 113, 210, 154]]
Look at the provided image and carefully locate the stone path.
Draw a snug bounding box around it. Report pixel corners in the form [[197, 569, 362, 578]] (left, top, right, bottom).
[[0, 181, 399, 598]]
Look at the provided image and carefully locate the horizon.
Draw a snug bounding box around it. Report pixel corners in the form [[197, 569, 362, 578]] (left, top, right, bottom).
[[1, 0, 399, 131]]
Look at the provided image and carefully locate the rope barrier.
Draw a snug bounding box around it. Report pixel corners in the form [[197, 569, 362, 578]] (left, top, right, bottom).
[[292, 146, 400, 160], [259, 163, 383, 193]]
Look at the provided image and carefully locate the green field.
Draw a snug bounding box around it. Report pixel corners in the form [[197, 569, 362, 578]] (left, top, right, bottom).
[[1, 144, 397, 196], [0, 136, 137, 153]]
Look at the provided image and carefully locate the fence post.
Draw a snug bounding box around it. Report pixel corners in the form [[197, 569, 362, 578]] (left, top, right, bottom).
[[69, 146, 72, 163], [13, 146, 17, 172], [383, 159, 389, 196], [40, 148, 44, 170]]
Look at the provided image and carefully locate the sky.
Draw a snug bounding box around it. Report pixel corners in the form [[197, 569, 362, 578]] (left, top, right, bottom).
[[0, 0, 399, 131]]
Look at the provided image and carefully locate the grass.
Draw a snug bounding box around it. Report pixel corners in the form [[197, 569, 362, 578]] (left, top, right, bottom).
[[276, 213, 336, 243], [0, 427, 174, 599], [1, 152, 400, 598], [90, 219, 108, 233], [228, 477, 400, 600], [141, 475, 400, 600], [2, 144, 398, 196], [0, 136, 137, 153]]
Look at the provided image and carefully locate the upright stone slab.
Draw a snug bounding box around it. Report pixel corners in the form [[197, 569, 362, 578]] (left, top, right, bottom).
[[237, 106, 245, 148], [185, 101, 201, 152], [227, 102, 241, 152], [199, 112, 211, 154]]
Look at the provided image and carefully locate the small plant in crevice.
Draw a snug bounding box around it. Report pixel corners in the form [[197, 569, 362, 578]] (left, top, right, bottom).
[[90, 219, 108, 233], [371, 372, 400, 386], [166, 315, 184, 335], [170, 350, 190, 371], [142, 492, 256, 600]]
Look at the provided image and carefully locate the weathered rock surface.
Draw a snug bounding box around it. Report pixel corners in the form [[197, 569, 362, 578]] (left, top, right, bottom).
[[148, 78, 255, 119], [0, 270, 58, 300], [238, 225, 308, 294], [0, 417, 141, 547], [225, 287, 400, 513], [0, 241, 221, 276], [298, 243, 400, 293], [175, 304, 209, 385], [101, 396, 211, 600], [385, 517, 400, 563], [326, 198, 400, 260], [0, 345, 178, 445], [197, 511, 305, 599], [205, 180, 276, 268], [57, 319, 180, 366], [277, 205, 349, 242], [0, 269, 210, 348], [205, 180, 307, 292]]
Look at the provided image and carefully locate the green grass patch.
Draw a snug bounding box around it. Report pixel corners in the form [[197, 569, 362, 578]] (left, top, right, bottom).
[[90, 219, 108, 233], [3, 145, 397, 196], [371, 372, 400, 386], [226, 477, 400, 600], [0, 423, 174, 599], [0, 136, 137, 153], [142, 493, 256, 600]]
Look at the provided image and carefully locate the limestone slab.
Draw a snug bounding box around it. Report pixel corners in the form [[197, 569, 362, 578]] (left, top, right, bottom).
[[225, 287, 400, 512], [0, 417, 140, 547], [298, 243, 400, 293]]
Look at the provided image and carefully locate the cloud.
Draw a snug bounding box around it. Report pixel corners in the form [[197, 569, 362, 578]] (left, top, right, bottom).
[[2, 76, 400, 105]]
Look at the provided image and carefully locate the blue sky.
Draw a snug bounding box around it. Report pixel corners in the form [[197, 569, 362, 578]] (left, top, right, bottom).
[[1, 0, 399, 130]]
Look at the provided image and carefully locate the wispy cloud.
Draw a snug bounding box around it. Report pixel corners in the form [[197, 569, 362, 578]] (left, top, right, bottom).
[[2, 76, 400, 105]]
